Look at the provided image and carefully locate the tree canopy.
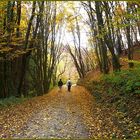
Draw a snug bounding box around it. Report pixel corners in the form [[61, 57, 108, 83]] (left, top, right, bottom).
[[0, 1, 140, 98]]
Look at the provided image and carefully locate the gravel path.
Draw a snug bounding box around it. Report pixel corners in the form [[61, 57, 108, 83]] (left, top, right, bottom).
[[14, 86, 91, 139]]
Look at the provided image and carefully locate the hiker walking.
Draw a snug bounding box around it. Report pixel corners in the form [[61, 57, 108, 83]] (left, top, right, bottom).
[[58, 79, 63, 90], [66, 78, 72, 92]]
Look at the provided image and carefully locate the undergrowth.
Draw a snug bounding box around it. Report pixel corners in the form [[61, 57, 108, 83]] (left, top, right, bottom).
[[0, 96, 27, 108], [102, 65, 140, 96]]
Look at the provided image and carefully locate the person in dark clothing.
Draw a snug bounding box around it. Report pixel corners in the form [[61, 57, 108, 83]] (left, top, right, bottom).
[[58, 79, 63, 90]]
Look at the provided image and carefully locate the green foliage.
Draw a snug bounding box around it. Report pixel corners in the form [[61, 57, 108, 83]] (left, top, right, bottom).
[[0, 96, 27, 107], [103, 73, 125, 88], [108, 87, 113, 95], [102, 66, 140, 96]]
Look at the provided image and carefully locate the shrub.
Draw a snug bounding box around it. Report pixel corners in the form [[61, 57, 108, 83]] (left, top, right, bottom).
[[0, 96, 27, 107], [102, 66, 140, 96]]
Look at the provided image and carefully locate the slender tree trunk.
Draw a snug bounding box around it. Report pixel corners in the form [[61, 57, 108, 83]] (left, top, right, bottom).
[[16, 1, 21, 37], [126, 3, 134, 68], [7, 1, 15, 46], [18, 2, 36, 96], [95, 1, 109, 74], [104, 2, 120, 71]]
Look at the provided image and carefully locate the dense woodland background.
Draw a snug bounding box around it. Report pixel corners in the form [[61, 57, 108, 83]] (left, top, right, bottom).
[[0, 1, 140, 98]]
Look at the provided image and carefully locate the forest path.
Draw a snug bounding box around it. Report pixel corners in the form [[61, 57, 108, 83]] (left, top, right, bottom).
[[1, 85, 122, 139], [14, 86, 93, 139]]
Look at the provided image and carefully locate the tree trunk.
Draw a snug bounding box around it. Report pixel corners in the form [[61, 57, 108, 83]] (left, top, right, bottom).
[[16, 1, 21, 37], [126, 3, 134, 68], [95, 1, 109, 74], [18, 2, 36, 96]]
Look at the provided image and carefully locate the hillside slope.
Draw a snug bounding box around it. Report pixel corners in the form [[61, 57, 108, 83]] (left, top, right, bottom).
[[78, 46, 140, 139]]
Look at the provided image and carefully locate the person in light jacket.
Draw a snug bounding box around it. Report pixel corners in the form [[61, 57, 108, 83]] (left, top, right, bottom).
[[66, 78, 72, 92]]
